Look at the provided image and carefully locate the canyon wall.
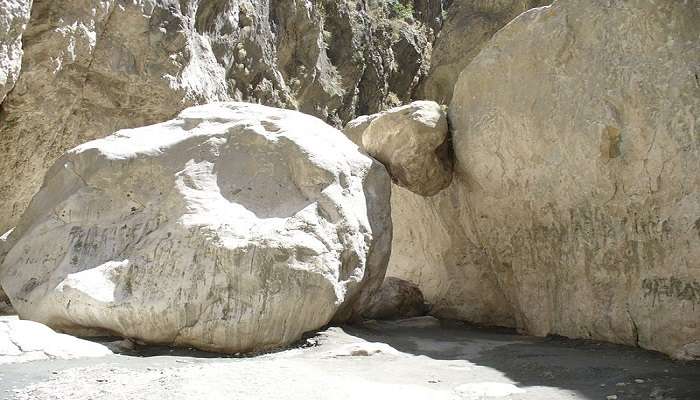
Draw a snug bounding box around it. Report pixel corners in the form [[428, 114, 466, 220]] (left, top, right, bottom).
[[389, 0, 700, 359], [2, 0, 697, 359], [0, 0, 442, 234]]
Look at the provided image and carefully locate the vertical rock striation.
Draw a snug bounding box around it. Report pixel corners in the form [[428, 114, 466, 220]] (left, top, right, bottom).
[[0, 0, 443, 234], [417, 0, 551, 104]]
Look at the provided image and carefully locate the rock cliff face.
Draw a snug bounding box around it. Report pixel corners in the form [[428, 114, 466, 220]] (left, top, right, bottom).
[[0, 0, 30, 103], [0, 0, 442, 234], [417, 0, 551, 104], [389, 0, 700, 358], [0, 103, 392, 353]]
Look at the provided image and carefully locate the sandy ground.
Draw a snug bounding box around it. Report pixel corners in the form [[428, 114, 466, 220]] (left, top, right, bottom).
[[0, 317, 698, 400]]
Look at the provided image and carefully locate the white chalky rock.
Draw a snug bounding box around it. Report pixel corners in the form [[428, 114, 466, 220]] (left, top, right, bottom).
[[0, 316, 112, 364], [0, 102, 392, 354]]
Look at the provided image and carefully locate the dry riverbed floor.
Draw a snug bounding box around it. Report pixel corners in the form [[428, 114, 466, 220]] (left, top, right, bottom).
[[1, 317, 698, 400]]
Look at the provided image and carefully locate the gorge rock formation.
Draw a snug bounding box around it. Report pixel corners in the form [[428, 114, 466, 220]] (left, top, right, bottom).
[[0, 0, 30, 103], [0, 230, 12, 313], [344, 100, 452, 196], [389, 0, 700, 358], [0, 0, 441, 235], [417, 0, 551, 104], [0, 103, 392, 353], [0, 0, 697, 361]]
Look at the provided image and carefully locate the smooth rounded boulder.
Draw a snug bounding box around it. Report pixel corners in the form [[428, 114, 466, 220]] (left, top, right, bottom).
[[0, 102, 392, 353], [343, 101, 452, 197], [418, 0, 550, 104]]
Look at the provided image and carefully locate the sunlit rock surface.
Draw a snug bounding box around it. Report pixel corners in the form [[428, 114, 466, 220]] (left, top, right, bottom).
[[344, 100, 452, 196], [0, 0, 441, 234], [0, 316, 111, 364], [0, 102, 392, 353], [0, 0, 30, 103]]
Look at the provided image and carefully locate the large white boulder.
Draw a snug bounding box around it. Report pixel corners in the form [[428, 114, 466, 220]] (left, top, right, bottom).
[[0, 102, 392, 353], [0, 316, 112, 364], [0, 228, 13, 314]]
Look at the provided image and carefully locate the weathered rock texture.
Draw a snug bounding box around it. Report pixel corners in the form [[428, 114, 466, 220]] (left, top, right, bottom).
[[388, 0, 700, 358], [418, 0, 551, 104], [0, 0, 30, 103], [361, 277, 429, 320], [344, 100, 452, 196], [0, 316, 112, 364], [388, 183, 518, 328], [0, 0, 443, 234], [0, 295, 12, 315], [0, 102, 392, 353]]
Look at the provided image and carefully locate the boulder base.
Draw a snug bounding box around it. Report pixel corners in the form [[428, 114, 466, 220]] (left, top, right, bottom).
[[361, 277, 430, 320]]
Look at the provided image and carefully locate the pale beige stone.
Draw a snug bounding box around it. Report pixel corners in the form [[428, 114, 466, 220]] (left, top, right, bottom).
[[0, 316, 112, 364], [0, 102, 392, 354], [418, 0, 550, 104], [344, 101, 452, 196]]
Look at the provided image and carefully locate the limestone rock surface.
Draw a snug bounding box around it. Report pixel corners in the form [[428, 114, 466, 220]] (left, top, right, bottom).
[[0, 0, 443, 234], [344, 101, 452, 196], [387, 183, 516, 328], [0, 316, 112, 364], [0, 0, 30, 103], [389, 0, 700, 358], [418, 0, 551, 104], [361, 277, 430, 320], [0, 102, 392, 353]]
